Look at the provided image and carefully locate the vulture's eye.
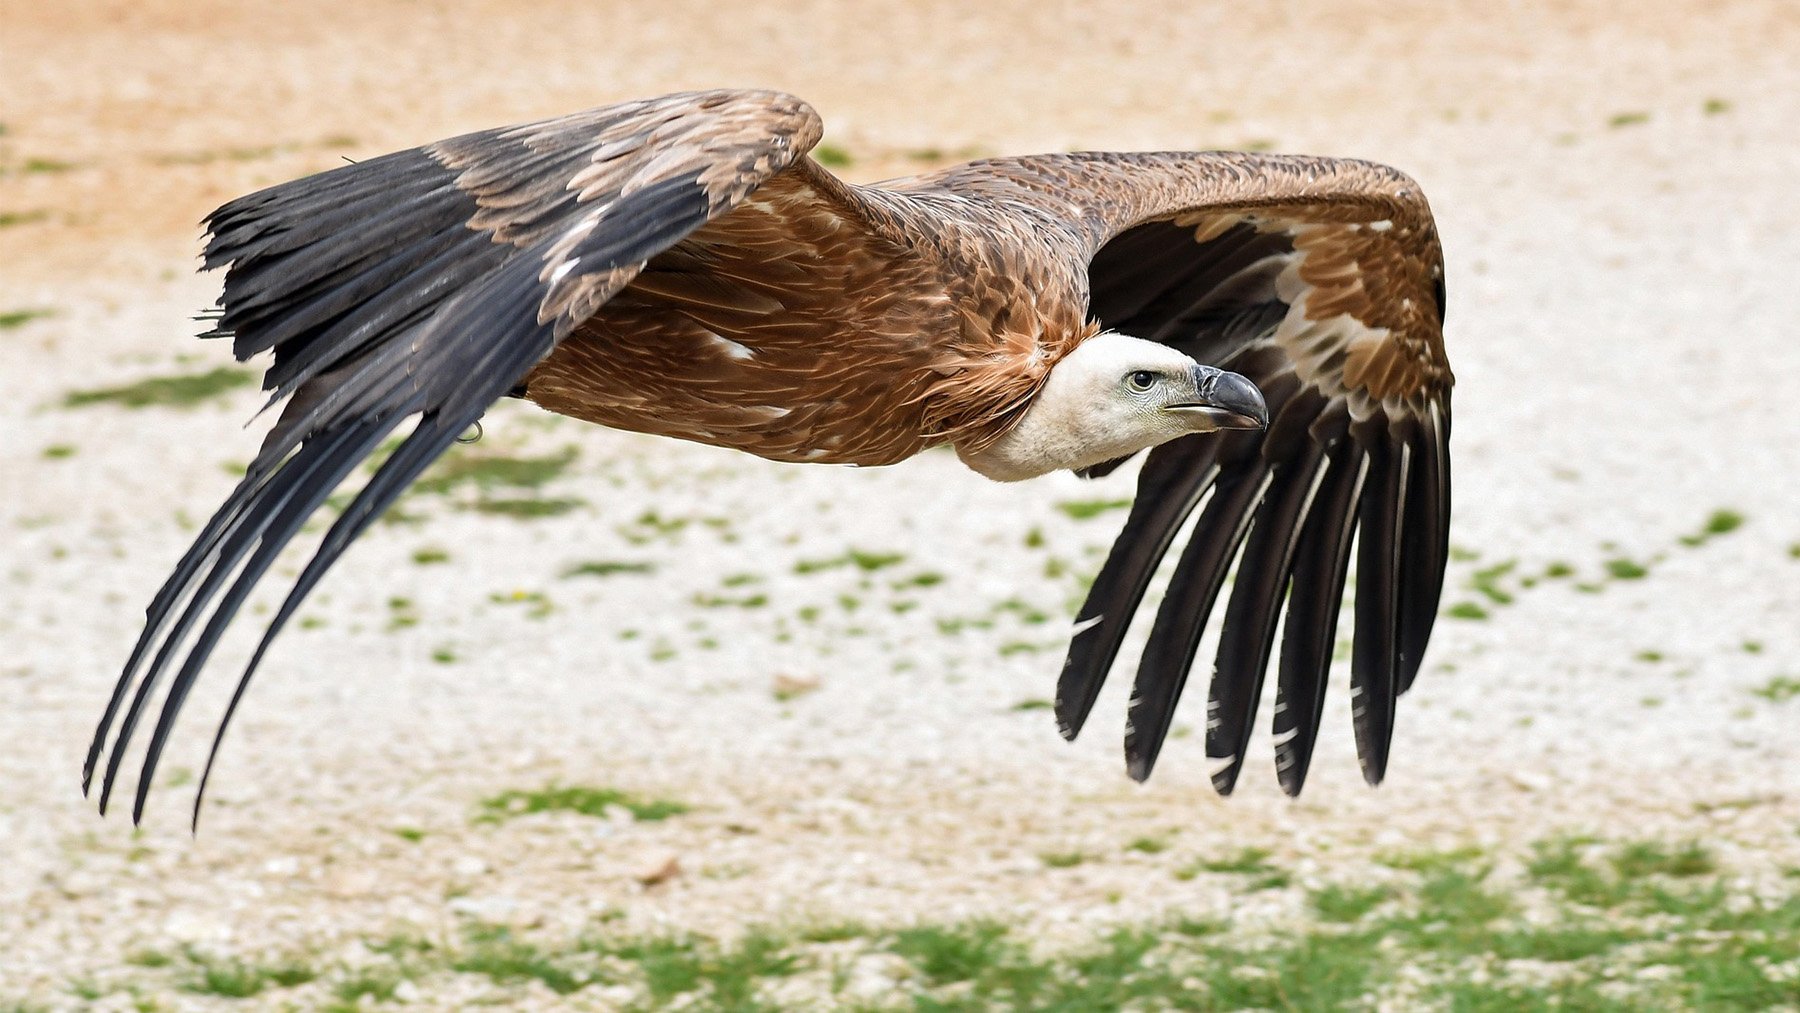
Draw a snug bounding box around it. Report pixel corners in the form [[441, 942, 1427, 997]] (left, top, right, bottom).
[[1128, 370, 1158, 391]]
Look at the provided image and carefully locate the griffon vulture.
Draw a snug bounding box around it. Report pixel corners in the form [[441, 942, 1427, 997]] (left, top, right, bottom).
[[84, 90, 1453, 824]]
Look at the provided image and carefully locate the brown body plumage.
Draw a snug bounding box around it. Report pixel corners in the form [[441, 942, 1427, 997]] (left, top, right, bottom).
[[529, 159, 1098, 465], [86, 90, 1452, 824]]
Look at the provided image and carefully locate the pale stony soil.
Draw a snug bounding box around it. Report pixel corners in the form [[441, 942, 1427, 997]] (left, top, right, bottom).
[[2, 0, 1799, 1008]]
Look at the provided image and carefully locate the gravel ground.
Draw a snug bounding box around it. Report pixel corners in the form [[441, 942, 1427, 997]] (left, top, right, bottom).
[[3, 1, 1798, 1008]]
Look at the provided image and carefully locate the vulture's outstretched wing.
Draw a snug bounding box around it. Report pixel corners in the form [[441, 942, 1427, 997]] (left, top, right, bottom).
[[927, 153, 1451, 794], [85, 90, 830, 824]]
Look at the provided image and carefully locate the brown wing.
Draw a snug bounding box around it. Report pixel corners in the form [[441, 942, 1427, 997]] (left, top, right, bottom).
[[923, 152, 1452, 795], [85, 90, 836, 824], [525, 164, 963, 467]]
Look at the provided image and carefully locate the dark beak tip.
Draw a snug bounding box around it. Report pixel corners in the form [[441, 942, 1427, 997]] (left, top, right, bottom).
[[1207, 369, 1268, 428]]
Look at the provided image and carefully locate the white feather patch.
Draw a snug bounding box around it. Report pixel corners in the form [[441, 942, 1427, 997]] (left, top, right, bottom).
[[549, 257, 581, 283], [702, 331, 755, 360]]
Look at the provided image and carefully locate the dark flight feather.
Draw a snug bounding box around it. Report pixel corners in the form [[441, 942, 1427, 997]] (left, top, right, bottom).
[[1205, 437, 1327, 794], [1349, 421, 1408, 785], [86, 91, 823, 822], [1125, 446, 1269, 781], [1272, 438, 1366, 794], [1055, 442, 1222, 739]]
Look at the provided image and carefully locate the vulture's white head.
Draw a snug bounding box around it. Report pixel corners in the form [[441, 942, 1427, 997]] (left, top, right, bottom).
[[957, 332, 1268, 482]]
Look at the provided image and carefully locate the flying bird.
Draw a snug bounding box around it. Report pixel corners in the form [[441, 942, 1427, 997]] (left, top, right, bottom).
[[84, 89, 1452, 824]]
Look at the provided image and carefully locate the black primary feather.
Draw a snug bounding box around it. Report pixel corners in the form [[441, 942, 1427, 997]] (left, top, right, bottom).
[[1348, 419, 1409, 785], [1204, 438, 1326, 794], [85, 95, 799, 824], [1271, 438, 1365, 795], [1397, 402, 1451, 694], [1055, 440, 1222, 739], [1124, 441, 1269, 782]]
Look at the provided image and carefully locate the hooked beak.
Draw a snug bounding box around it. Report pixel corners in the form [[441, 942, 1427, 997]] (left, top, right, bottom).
[[1162, 367, 1268, 431]]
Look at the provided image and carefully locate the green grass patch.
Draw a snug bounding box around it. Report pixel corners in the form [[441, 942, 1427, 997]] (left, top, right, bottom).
[[1680, 508, 1745, 545], [1415, 864, 1514, 928], [0, 210, 51, 228], [487, 589, 553, 619], [1490, 924, 1642, 962], [386, 595, 418, 630], [1470, 558, 1517, 604], [471, 496, 584, 518], [416, 445, 578, 491], [692, 591, 768, 608], [1376, 845, 1487, 873], [1612, 839, 1715, 879], [596, 933, 704, 1001], [1447, 600, 1490, 620], [619, 509, 689, 543], [562, 559, 655, 578], [1699, 510, 1742, 536], [179, 951, 316, 998], [1528, 834, 1630, 908], [1751, 675, 1800, 703], [795, 921, 870, 944], [1054, 498, 1131, 520], [40, 444, 75, 459], [794, 548, 906, 574], [0, 307, 55, 328], [452, 924, 584, 994], [64, 367, 253, 409], [1199, 846, 1275, 873], [1039, 850, 1087, 869], [1178, 846, 1285, 882], [811, 143, 853, 167], [1604, 557, 1650, 580], [585, 927, 801, 1006], [890, 920, 1020, 986], [1310, 883, 1394, 922], [332, 966, 407, 1004], [1529, 835, 1718, 911], [475, 784, 688, 824], [1608, 110, 1651, 127], [1197, 930, 1380, 1010]]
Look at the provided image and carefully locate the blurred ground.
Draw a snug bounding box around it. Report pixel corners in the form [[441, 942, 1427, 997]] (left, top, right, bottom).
[[2, 1, 1799, 1008]]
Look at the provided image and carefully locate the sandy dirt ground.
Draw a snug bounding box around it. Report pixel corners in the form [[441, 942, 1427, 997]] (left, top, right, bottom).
[[3, 0, 1799, 1008]]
